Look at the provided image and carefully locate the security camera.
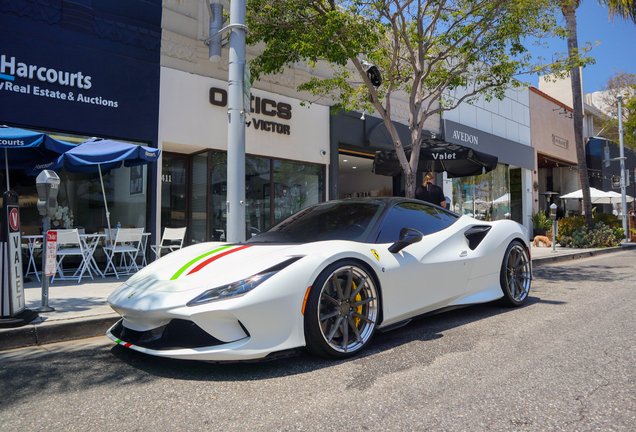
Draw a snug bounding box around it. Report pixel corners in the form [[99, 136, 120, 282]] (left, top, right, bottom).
[[320, 150, 327, 156], [360, 60, 383, 87]]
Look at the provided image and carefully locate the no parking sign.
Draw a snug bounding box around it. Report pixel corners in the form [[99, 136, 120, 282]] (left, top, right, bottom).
[[45, 231, 57, 277]]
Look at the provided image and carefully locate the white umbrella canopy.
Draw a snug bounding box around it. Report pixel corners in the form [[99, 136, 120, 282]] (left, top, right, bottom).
[[560, 187, 633, 204], [492, 193, 510, 205], [463, 198, 490, 212]]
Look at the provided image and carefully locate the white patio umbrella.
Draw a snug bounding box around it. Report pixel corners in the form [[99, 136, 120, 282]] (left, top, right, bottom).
[[492, 193, 510, 205], [560, 187, 633, 204]]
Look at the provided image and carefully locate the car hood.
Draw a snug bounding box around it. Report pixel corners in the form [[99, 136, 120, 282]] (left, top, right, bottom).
[[125, 242, 305, 293]]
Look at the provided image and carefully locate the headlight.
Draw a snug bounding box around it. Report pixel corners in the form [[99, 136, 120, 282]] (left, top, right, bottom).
[[186, 257, 302, 306]]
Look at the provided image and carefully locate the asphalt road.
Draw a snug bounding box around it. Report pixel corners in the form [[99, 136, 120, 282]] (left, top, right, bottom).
[[1, 251, 635, 432]]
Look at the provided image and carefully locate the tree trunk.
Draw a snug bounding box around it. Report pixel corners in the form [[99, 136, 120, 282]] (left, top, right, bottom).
[[405, 169, 417, 198], [563, 3, 594, 228]]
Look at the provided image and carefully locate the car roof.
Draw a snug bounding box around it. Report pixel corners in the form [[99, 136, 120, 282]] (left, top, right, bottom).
[[323, 196, 456, 215]]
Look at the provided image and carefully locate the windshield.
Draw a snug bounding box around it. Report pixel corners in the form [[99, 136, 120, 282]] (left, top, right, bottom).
[[246, 201, 386, 244]]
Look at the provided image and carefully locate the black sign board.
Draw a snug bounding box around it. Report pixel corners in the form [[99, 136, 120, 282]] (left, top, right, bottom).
[[0, 191, 38, 327]]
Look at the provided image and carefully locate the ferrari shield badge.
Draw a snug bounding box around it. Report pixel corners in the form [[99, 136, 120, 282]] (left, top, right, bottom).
[[371, 249, 380, 261]]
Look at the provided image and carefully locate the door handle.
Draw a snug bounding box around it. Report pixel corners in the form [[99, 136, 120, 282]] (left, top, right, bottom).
[[459, 250, 468, 257]]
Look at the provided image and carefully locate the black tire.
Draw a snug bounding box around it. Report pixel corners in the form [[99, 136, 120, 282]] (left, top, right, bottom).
[[304, 260, 379, 359], [499, 240, 532, 306]]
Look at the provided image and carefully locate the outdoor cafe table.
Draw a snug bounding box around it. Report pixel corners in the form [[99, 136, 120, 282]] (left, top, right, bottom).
[[24, 231, 151, 281], [23, 233, 106, 281]]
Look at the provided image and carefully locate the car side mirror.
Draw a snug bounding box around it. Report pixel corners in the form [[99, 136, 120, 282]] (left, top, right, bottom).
[[388, 227, 423, 254]]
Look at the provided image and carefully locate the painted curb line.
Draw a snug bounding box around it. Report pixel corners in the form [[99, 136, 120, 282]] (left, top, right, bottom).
[[0, 313, 119, 351]]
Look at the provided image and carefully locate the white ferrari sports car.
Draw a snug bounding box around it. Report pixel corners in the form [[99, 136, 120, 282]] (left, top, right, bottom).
[[107, 198, 532, 361]]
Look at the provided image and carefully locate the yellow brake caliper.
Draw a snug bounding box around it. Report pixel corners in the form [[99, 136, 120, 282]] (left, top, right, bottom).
[[351, 281, 362, 327]]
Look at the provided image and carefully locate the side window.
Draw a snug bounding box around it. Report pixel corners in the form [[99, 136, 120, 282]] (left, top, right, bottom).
[[436, 209, 459, 227], [375, 203, 448, 243]]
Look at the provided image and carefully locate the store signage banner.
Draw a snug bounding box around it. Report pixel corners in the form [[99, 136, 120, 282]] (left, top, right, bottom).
[[0, 16, 160, 143], [443, 120, 535, 170]]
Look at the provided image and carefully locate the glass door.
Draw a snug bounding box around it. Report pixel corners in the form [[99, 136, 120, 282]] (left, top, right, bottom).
[[160, 153, 188, 240]]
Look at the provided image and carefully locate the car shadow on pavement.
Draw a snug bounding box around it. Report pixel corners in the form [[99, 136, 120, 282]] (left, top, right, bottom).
[[0, 295, 561, 409], [533, 264, 632, 285], [105, 296, 554, 382]]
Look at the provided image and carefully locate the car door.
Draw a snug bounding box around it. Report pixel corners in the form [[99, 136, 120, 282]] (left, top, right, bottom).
[[374, 202, 473, 324]]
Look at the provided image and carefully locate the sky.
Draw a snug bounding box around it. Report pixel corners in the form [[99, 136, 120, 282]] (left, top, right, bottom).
[[525, 2, 636, 94]]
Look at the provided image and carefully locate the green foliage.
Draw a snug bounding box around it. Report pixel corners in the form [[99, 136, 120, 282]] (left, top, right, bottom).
[[246, 0, 571, 197], [625, 95, 636, 150], [593, 212, 621, 229], [558, 222, 622, 248], [556, 216, 586, 243], [597, 71, 636, 149], [531, 210, 551, 230]]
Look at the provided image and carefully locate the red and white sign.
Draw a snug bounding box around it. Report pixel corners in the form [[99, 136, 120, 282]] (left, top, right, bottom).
[[9, 208, 19, 231], [45, 231, 58, 276]]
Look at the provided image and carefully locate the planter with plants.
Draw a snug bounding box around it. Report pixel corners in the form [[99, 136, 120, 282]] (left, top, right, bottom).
[[531, 210, 551, 239]]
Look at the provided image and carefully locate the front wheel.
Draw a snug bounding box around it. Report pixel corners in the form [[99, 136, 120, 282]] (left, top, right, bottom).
[[499, 240, 532, 306], [304, 260, 379, 358]]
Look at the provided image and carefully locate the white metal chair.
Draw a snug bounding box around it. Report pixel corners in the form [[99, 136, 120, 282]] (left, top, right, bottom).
[[103, 228, 144, 278], [151, 227, 187, 260], [51, 229, 93, 283]]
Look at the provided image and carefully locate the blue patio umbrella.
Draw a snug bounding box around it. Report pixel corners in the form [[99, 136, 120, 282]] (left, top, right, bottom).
[[52, 137, 161, 244], [0, 125, 76, 190]]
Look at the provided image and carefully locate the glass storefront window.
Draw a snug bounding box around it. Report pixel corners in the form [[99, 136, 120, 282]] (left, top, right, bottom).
[[61, 166, 149, 230], [452, 164, 510, 221], [2, 157, 151, 234], [173, 150, 325, 244], [273, 160, 324, 225], [209, 152, 228, 242], [246, 155, 271, 236]]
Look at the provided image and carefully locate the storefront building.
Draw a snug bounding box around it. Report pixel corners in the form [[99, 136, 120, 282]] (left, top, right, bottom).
[[328, 85, 535, 235], [158, 0, 330, 243], [442, 87, 535, 232], [528, 87, 579, 216], [586, 137, 636, 216], [1, 0, 162, 240], [158, 68, 329, 243], [328, 109, 435, 200]]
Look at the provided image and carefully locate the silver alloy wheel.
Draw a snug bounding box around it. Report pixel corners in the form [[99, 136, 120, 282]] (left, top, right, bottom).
[[317, 265, 378, 354], [504, 243, 531, 302]]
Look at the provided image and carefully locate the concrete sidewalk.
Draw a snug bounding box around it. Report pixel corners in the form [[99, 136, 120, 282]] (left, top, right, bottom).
[[2, 243, 635, 351]]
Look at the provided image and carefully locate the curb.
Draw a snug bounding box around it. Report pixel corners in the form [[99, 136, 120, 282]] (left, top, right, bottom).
[[532, 244, 636, 267], [0, 314, 119, 351]]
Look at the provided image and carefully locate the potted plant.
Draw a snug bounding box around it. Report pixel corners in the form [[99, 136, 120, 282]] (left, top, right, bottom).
[[531, 210, 549, 239]]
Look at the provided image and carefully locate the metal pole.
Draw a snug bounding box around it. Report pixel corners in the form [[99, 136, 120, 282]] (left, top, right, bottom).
[[5, 148, 9, 192], [37, 216, 54, 312], [225, 0, 247, 243], [618, 96, 629, 242], [550, 203, 557, 253], [98, 164, 114, 246]]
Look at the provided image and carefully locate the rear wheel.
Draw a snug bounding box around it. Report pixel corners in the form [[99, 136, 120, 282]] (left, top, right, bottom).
[[304, 260, 379, 358], [500, 240, 532, 306]]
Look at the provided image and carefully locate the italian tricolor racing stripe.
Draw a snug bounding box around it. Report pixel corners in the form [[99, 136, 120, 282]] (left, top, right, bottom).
[[115, 339, 132, 348], [170, 245, 252, 280]]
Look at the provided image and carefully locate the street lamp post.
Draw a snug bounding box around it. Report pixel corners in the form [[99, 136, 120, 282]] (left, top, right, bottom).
[[226, 0, 247, 243], [618, 95, 629, 242]]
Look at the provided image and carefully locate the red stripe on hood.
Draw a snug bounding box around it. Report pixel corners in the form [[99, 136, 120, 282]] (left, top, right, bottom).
[[186, 245, 252, 276]]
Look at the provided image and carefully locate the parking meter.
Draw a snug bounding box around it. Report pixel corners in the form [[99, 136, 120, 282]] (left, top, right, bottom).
[[36, 170, 60, 216], [550, 203, 557, 252], [35, 170, 59, 313]]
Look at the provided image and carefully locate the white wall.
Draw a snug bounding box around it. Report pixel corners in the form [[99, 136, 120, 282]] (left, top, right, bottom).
[[443, 87, 531, 146], [159, 67, 330, 164]]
